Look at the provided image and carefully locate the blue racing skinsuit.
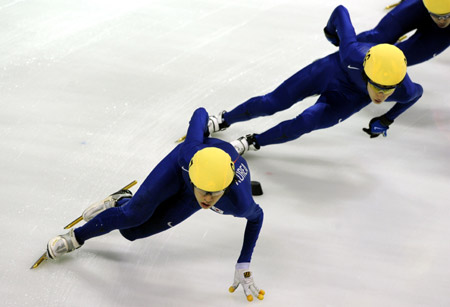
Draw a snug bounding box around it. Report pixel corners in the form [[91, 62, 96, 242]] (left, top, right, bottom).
[[222, 5, 423, 147], [357, 0, 450, 66], [74, 108, 263, 264]]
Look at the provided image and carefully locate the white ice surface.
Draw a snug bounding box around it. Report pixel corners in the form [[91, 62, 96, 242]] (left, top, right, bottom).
[[1, 0, 450, 306]]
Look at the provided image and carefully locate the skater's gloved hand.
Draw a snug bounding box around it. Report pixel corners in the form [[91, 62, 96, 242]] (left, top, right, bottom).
[[229, 263, 265, 302], [362, 115, 394, 138], [324, 27, 340, 46]]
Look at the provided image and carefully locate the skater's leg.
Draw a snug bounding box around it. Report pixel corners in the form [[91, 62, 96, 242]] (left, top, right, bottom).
[[120, 192, 200, 241], [224, 56, 333, 125], [254, 91, 369, 146], [73, 147, 184, 244]]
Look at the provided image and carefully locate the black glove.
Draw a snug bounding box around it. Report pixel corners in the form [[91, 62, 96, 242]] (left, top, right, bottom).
[[324, 27, 340, 46], [362, 115, 394, 138]]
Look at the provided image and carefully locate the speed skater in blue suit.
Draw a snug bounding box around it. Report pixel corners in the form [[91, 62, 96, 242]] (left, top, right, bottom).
[[46, 107, 265, 302], [207, 5, 424, 155], [357, 0, 450, 66]]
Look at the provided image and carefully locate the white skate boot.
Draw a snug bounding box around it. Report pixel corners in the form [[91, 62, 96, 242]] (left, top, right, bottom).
[[82, 189, 133, 222], [47, 228, 81, 259], [208, 111, 229, 134], [230, 134, 260, 155]]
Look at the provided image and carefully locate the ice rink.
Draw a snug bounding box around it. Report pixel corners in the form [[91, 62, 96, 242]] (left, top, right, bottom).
[[1, 0, 449, 306]]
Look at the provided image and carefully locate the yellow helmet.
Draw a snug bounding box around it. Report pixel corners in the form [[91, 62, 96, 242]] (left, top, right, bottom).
[[363, 44, 407, 86], [423, 0, 450, 14], [189, 147, 235, 192]]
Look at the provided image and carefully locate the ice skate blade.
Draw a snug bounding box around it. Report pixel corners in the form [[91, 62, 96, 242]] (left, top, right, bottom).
[[175, 135, 186, 143], [63, 180, 137, 229], [30, 252, 48, 269]]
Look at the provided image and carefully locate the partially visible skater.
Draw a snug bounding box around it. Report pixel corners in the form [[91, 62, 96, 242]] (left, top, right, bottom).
[[357, 0, 450, 66], [207, 5, 423, 155], [46, 108, 265, 302]]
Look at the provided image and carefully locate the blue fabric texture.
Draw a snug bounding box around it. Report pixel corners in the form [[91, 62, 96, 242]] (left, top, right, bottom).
[[223, 5, 423, 147], [75, 108, 263, 263]]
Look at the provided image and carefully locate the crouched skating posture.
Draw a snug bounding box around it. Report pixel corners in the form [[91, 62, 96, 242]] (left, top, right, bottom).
[[47, 108, 265, 302], [208, 6, 423, 155]]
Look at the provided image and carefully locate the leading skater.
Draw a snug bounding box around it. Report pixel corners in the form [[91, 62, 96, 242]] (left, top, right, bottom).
[[207, 5, 423, 155], [356, 0, 450, 66], [46, 107, 265, 302]]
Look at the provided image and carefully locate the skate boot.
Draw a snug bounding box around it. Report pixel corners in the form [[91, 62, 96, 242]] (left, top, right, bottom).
[[82, 189, 133, 222], [47, 228, 81, 259], [230, 134, 260, 155], [208, 111, 229, 134]]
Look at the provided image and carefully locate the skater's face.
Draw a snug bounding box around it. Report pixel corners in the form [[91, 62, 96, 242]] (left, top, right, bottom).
[[367, 81, 395, 104], [193, 186, 225, 209], [429, 12, 450, 28]]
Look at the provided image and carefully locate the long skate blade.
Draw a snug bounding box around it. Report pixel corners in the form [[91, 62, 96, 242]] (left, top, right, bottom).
[[30, 252, 48, 269], [63, 180, 138, 229], [122, 180, 138, 190], [385, 1, 401, 9], [63, 216, 83, 229], [175, 135, 186, 143]]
